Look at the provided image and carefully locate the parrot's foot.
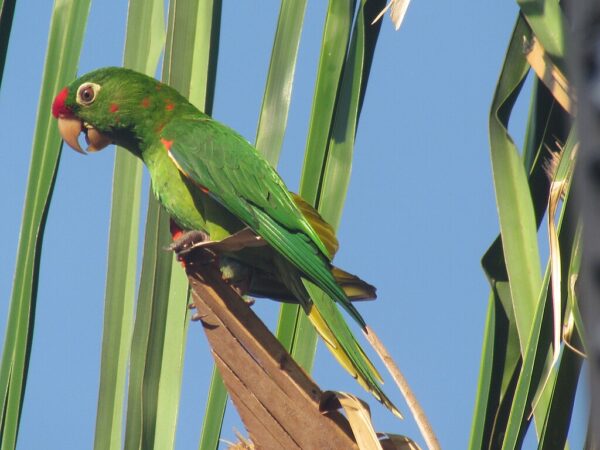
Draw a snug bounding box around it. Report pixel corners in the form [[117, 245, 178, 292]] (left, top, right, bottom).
[[187, 299, 251, 322], [187, 303, 208, 321], [168, 228, 265, 260], [167, 230, 211, 257]]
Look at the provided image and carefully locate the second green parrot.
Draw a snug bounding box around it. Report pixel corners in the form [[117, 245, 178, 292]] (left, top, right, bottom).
[[52, 67, 399, 416]]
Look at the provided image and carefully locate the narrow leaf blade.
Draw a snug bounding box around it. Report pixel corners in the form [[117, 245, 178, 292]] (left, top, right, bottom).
[[0, 1, 91, 447]]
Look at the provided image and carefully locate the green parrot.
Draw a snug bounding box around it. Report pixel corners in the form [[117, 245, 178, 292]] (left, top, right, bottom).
[[52, 67, 399, 417]]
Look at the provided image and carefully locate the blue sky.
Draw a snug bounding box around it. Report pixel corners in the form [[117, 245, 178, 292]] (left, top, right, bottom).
[[0, 0, 585, 449]]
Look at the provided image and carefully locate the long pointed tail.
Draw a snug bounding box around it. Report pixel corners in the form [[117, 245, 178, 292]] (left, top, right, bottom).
[[274, 254, 401, 417], [302, 280, 402, 419]]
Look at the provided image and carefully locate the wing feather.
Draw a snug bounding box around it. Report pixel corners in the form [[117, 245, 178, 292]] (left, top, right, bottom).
[[162, 116, 364, 324], [163, 117, 329, 254]]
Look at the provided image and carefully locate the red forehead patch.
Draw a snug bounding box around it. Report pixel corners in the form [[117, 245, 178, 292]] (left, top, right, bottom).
[[52, 87, 71, 118]]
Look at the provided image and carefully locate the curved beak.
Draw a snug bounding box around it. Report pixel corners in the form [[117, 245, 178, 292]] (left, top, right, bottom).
[[85, 127, 112, 153], [57, 116, 86, 154], [57, 117, 112, 154]]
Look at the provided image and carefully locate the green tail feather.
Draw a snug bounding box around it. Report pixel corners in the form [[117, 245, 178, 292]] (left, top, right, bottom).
[[273, 255, 400, 416], [253, 207, 366, 327]]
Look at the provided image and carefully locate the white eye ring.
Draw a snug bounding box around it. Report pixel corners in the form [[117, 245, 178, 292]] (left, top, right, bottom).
[[76, 82, 101, 106]]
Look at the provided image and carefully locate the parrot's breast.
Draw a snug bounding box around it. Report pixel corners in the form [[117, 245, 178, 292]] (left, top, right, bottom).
[[143, 141, 208, 232]]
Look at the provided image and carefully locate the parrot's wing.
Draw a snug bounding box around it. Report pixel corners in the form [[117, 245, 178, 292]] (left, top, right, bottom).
[[164, 117, 327, 254], [162, 117, 364, 325]]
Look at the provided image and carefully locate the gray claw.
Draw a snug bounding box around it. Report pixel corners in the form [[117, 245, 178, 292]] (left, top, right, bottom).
[[168, 230, 210, 255]]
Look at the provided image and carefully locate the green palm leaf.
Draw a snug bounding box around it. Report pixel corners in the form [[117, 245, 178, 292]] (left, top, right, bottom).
[[93, 1, 165, 448], [0, 2, 91, 447]]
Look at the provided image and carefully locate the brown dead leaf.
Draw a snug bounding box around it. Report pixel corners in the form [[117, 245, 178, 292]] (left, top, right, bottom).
[[379, 433, 422, 450], [372, 0, 411, 30], [321, 391, 383, 450]]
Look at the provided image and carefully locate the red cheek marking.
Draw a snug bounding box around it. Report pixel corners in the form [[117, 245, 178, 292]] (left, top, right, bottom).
[[109, 103, 119, 113], [161, 138, 174, 151], [165, 102, 174, 111], [52, 87, 70, 118], [141, 98, 150, 108]]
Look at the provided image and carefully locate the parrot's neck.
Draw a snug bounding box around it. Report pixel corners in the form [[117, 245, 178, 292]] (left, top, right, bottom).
[[109, 128, 144, 157], [103, 84, 200, 158]]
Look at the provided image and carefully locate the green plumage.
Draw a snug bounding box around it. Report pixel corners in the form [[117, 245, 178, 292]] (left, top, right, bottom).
[[162, 117, 364, 324], [55, 67, 398, 415]]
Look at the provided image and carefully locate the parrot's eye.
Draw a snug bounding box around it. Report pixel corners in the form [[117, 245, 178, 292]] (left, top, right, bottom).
[[76, 83, 101, 106]]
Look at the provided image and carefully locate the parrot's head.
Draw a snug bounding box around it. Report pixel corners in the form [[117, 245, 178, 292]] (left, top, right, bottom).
[[52, 67, 190, 155]]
